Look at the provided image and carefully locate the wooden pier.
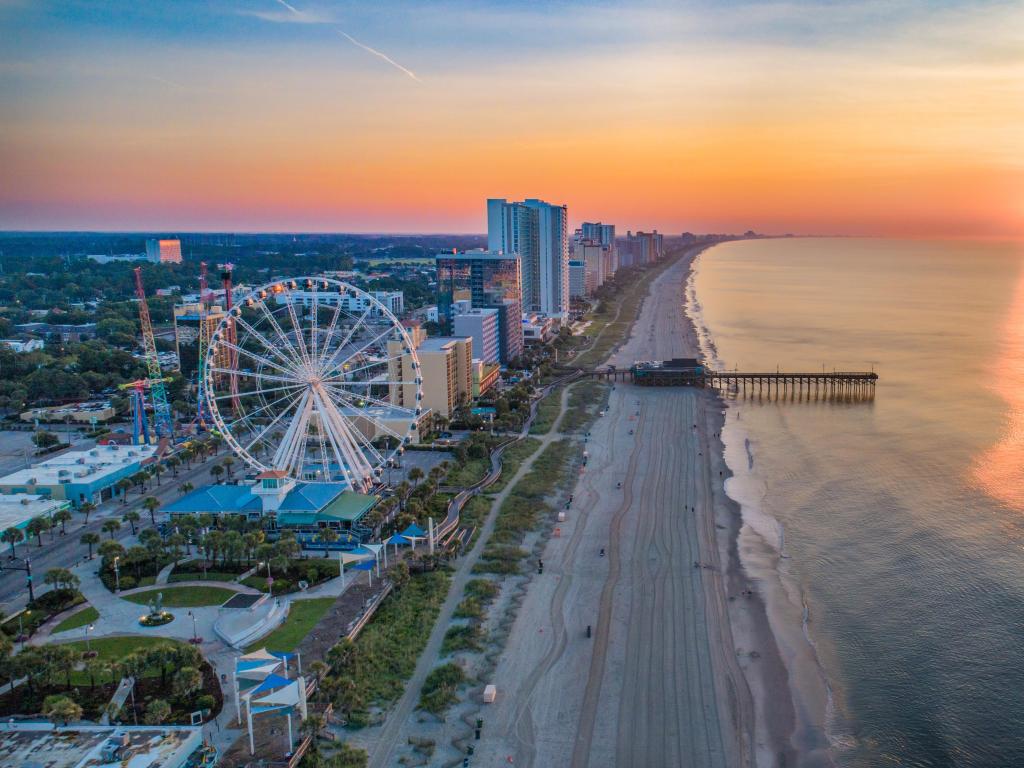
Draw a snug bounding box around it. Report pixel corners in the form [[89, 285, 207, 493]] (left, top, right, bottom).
[[703, 371, 877, 399], [588, 360, 877, 400]]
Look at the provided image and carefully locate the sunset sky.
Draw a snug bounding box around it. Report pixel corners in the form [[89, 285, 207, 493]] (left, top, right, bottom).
[[1, 0, 1022, 235]]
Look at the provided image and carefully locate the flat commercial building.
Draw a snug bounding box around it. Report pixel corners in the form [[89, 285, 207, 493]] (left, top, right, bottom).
[[20, 401, 116, 425], [436, 249, 524, 364], [275, 288, 404, 317], [0, 494, 71, 532], [146, 238, 183, 264], [14, 322, 97, 342], [0, 443, 158, 507], [0, 723, 203, 768], [454, 308, 500, 364], [487, 198, 569, 318]]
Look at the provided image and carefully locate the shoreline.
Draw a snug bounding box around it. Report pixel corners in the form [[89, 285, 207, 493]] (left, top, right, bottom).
[[683, 244, 834, 767]]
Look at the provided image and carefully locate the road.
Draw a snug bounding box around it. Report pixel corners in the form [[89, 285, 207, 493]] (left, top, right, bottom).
[[475, 253, 755, 767]]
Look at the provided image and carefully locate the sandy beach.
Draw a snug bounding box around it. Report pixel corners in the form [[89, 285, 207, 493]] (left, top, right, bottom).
[[466, 250, 797, 767]]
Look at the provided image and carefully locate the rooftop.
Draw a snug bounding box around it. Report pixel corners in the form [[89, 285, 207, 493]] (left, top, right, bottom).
[[0, 494, 70, 529], [0, 723, 202, 768], [163, 484, 262, 515], [0, 444, 158, 489]]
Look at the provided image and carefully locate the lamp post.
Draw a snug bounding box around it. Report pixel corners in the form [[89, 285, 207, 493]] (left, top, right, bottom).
[[17, 610, 30, 650], [85, 622, 94, 657], [187, 610, 201, 644], [113, 556, 121, 592]]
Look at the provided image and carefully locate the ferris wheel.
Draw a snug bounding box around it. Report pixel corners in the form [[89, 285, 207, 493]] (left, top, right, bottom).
[[202, 278, 423, 492]]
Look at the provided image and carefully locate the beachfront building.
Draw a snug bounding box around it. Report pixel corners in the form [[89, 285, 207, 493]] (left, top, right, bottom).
[[388, 336, 472, 420], [0, 443, 158, 507], [487, 198, 569, 319], [568, 259, 586, 299], [454, 308, 500, 364], [436, 249, 524, 364]]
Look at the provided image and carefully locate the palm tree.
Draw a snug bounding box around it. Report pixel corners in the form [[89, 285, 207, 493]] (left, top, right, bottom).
[[115, 479, 132, 503], [222, 456, 235, 479], [101, 519, 121, 540], [53, 508, 73, 536], [80, 531, 100, 559], [210, 465, 224, 484], [408, 467, 425, 487], [142, 496, 161, 526], [122, 510, 140, 536], [1, 526, 24, 558], [318, 527, 339, 557], [178, 482, 194, 497], [26, 517, 49, 547], [78, 501, 96, 524], [153, 463, 165, 486], [167, 455, 180, 477]]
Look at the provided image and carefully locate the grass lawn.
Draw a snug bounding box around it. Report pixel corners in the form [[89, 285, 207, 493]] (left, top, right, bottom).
[[62, 636, 193, 684], [445, 458, 489, 487], [52, 606, 100, 634], [121, 586, 236, 608], [487, 438, 541, 493], [246, 597, 334, 653], [167, 571, 241, 583]]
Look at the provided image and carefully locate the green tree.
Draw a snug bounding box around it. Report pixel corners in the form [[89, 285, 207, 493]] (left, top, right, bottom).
[[122, 509, 140, 535], [222, 456, 235, 479], [178, 481, 194, 496], [172, 666, 203, 700], [53, 508, 73, 535], [43, 567, 79, 592], [142, 496, 160, 526], [1, 526, 24, 558], [80, 531, 100, 559], [317, 527, 339, 558], [209, 464, 224, 484], [408, 467, 424, 486], [101, 518, 121, 540], [32, 430, 60, 450], [43, 694, 83, 726], [143, 698, 171, 725], [78, 501, 96, 524], [26, 516, 49, 547]]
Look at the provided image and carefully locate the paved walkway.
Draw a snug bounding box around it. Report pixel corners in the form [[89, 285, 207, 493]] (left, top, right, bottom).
[[365, 376, 579, 767]]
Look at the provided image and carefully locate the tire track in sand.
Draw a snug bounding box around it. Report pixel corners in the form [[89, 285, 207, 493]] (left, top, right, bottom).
[[570, 401, 648, 768], [509, 386, 625, 766]]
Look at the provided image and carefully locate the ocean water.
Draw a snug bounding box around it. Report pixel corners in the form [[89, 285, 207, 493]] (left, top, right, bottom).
[[689, 238, 1024, 767]]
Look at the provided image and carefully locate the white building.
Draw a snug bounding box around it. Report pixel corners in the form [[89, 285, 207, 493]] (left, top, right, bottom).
[[145, 238, 183, 264], [0, 443, 158, 507], [0, 494, 71, 533], [454, 308, 500, 364], [0, 339, 43, 353], [276, 289, 404, 318], [487, 198, 568, 319]]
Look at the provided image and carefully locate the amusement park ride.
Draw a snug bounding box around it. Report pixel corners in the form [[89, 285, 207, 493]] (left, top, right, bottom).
[[129, 264, 424, 493]]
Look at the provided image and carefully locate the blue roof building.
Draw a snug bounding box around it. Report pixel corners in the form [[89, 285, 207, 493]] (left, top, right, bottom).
[[163, 485, 263, 518]]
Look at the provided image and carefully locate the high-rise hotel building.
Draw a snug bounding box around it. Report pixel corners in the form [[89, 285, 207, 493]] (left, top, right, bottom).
[[487, 198, 569, 319]]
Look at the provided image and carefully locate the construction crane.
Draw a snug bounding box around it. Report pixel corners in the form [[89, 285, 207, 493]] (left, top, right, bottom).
[[133, 267, 174, 439], [218, 262, 240, 411], [119, 377, 173, 445], [195, 261, 212, 428]]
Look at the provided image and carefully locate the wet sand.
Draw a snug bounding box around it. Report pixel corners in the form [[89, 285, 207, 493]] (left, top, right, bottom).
[[475, 251, 797, 767]]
